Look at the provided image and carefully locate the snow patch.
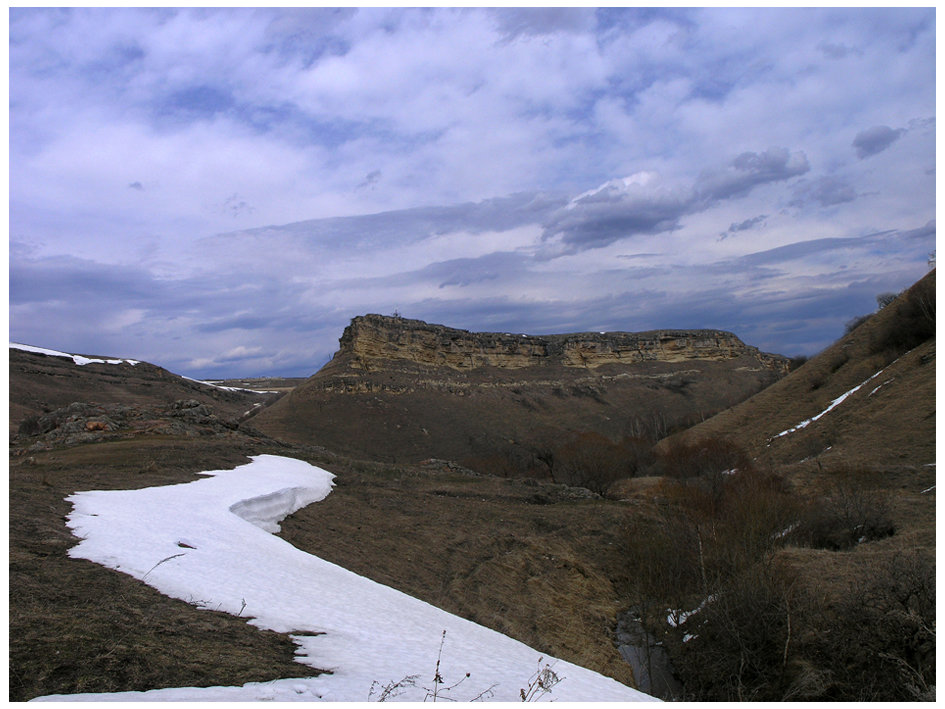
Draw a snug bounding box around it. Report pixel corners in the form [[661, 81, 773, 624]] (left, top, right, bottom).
[[182, 375, 277, 394], [11, 343, 139, 367], [667, 596, 715, 628], [229, 486, 330, 534], [772, 363, 895, 440], [39, 454, 654, 702]]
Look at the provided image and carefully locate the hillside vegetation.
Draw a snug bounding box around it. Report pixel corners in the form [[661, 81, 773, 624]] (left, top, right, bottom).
[[621, 270, 936, 700]]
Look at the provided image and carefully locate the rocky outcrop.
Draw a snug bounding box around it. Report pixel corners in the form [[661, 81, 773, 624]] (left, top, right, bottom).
[[16, 399, 245, 450], [332, 314, 789, 373], [251, 314, 791, 473]]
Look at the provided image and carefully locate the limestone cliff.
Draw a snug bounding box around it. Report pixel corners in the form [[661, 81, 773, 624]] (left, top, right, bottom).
[[253, 314, 791, 471], [330, 314, 789, 373]]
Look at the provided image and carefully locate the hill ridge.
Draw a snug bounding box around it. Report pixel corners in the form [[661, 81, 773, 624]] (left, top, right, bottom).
[[332, 313, 790, 373]]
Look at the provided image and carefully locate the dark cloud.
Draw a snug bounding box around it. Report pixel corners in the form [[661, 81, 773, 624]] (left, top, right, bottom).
[[357, 169, 382, 190], [790, 176, 857, 208], [695, 148, 810, 203], [542, 188, 691, 249], [160, 85, 236, 121], [733, 223, 934, 269], [735, 236, 863, 268], [719, 214, 767, 240], [852, 125, 904, 159], [490, 7, 594, 39], [11, 256, 160, 305], [223, 191, 568, 252], [542, 148, 808, 251], [899, 219, 935, 240]]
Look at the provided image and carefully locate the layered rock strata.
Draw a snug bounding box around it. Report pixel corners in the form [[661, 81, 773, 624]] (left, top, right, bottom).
[[332, 314, 789, 373]]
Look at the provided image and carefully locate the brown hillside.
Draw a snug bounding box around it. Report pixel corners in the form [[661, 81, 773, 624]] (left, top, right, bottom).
[[662, 269, 936, 472], [9, 346, 282, 438], [252, 316, 789, 482]]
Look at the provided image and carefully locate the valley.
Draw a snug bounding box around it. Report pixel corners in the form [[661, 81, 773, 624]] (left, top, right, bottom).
[[8, 271, 935, 701]]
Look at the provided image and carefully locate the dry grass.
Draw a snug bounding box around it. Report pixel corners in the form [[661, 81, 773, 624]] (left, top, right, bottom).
[[275, 459, 637, 687]]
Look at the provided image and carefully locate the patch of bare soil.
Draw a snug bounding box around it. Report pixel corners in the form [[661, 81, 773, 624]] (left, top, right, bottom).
[[9, 437, 323, 702]]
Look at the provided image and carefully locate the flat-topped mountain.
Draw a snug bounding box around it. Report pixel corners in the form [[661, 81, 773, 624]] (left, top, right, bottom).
[[334, 314, 788, 372], [252, 316, 789, 484]]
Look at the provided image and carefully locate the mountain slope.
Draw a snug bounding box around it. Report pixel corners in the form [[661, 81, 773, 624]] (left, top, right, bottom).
[[10, 344, 281, 439], [662, 269, 935, 473], [252, 315, 789, 481]]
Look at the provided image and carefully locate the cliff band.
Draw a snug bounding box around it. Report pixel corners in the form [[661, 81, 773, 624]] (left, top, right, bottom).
[[331, 314, 789, 373], [252, 315, 789, 472]]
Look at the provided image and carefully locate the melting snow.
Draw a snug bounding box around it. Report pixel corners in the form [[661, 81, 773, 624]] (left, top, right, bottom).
[[34, 455, 655, 702], [182, 375, 278, 394], [667, 596, 715, 629], [772, 364, 893, 440], [11, 343, 139, 367]]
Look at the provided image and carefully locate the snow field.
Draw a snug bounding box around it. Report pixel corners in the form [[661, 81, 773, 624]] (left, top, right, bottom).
[[36, 455, 655, 702]]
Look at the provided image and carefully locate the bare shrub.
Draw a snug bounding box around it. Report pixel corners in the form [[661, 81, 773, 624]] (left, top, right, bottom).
[[793, 473, 895, 550], [870, 271, 935, 356], [654, 436, 753, 480], [807, 551, 936, 701], [550, 432, 631, 494], [670, 561, 805, 701]]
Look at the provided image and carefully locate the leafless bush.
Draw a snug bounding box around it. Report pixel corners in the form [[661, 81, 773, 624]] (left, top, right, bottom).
[[870, 272, 935, 356], [549, 432, 632, 494], [807, 551, 936, 701], [793, 477, 894, 550], [368, 630, 563, 702], [670, 561, 804, 701], [654, 435, 753, 481]]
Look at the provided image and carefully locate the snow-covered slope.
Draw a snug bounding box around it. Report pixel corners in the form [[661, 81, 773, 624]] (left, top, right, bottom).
[[33, 455, 654, 702]]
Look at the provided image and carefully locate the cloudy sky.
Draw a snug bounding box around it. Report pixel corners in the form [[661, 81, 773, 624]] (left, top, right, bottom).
[[10, 7, 936, 378]]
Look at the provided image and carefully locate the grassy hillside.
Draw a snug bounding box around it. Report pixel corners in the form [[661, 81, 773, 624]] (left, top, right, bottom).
[[662, 269, 935, 472], [620, 270, 936, 700], [10, 347, 282, 437]]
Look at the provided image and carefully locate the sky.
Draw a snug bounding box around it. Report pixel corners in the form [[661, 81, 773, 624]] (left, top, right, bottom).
[[42, 453, 653, 701], [9, 6, 937, 378]]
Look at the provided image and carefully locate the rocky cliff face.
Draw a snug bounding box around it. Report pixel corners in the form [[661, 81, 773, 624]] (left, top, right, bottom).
[[333, 314, 789, 373], [253, 314, 791, 474]]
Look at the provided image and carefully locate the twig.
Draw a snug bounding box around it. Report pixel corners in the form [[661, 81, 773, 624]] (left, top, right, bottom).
[[142, 553, 185, 581]]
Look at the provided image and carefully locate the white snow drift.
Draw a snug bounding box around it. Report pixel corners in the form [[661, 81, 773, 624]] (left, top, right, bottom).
[[34, 455, 654, 702], [11, 342, 140, 367]]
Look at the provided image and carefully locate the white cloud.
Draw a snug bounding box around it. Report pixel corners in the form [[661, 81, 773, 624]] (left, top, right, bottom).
[[9, 7, 937, 377]]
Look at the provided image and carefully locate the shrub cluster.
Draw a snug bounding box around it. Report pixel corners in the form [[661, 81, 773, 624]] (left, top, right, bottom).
[[792, 476, 894, 550], [546, 432, 653, 494], [870, 272, 936, 356], [621, 441, 929, 701], [651, 435, 752, 480]]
